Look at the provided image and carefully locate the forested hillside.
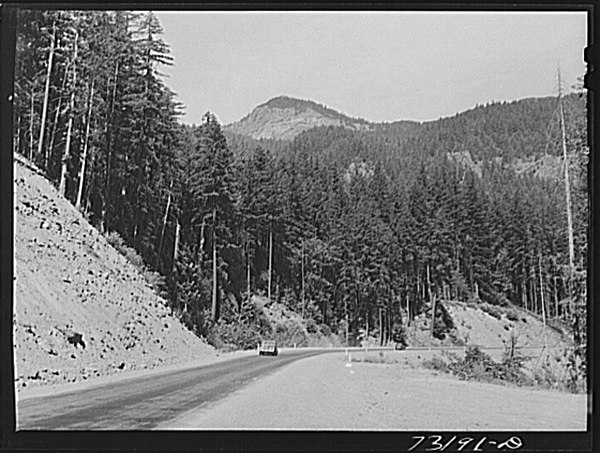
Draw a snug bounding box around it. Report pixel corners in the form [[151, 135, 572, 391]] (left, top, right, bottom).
[[14, 9, 587, 366]]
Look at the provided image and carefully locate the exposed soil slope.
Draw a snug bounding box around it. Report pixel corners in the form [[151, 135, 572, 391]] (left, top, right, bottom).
[[405, 300, 570, 349], [13, 154, 215, 391]]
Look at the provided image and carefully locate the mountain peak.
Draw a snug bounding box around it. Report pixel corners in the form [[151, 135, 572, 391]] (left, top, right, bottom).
[[226, 96, 372, 140], [258, 95, 307, 110]]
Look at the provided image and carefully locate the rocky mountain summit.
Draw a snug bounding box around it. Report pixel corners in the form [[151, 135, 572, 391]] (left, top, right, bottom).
[[225, 95, 375, 140]]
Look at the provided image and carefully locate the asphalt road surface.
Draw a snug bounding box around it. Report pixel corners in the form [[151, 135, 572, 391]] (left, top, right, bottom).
[[16, 344, 557, 430], [17, 349, 335, 430]]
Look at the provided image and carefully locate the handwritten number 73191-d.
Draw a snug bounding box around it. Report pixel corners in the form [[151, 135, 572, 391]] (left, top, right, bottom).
[[408, 435, 523, 451]]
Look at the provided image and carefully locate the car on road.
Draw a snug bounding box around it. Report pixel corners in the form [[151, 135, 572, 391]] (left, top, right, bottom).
[[258, 340, 278, 356]]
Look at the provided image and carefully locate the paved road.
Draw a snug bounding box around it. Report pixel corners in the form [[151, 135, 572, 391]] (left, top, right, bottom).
[[17, 349, 335, 430], [16, 344, 556, 430]]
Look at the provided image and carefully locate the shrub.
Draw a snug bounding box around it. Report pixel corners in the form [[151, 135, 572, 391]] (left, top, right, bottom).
[[443, 346, 531, 386], [448, 346, 496, 381], [351, 351, 400, 364], [305, 318, 319, 334], [422, 356, 450, 372], [319, 323, 332, 337], [106, 231, 173, 302], [506, 308, 520, 322], [143, 270, 169, 299], [565, 346, 587, 393], [480, 302, 502, 320], [209, 321, 262, 351], [273, 318, 308, 347], [497, 352, 530, 386], [531, 347, 587, 393], [106, 231, 145, 268], [105, 231, 125, 250], [448, 329, 467, 346]]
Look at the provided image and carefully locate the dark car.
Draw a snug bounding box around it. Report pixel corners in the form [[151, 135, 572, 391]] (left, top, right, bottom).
[[258, 340, 279, 356]]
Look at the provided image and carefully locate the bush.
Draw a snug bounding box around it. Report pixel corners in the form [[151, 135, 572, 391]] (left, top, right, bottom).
[[105, 230, 125, 250], [273, 318, 308, 347], [506, 308, 520, 322], [143, 270, 169, 299], [480, 302, 503, 320], [448, 329, 467, 346], [208, 321, 262, 351], [351, 351, 400, 365], [422, 356, 450, 373], [319, 323, 332, 337], [448, 346, 495, 381], [440, 345, 530, 386], [531, 347, 587, 393], [106, 231, 145, 268], [305, 318, 319, 334], [106, 231, 166, 299]]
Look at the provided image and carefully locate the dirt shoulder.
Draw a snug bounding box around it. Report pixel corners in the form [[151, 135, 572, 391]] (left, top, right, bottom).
[[161, 351, 587, 431]]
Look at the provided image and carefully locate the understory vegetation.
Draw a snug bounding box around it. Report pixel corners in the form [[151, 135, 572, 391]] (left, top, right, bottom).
[[13, 7, 587, 387], [423, 345, 587, 393]]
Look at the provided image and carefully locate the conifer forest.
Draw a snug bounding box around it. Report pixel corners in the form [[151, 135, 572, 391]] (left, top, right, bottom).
[[13, 9, 588, 362]]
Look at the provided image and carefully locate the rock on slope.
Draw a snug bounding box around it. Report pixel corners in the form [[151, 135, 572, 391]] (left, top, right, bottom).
[[225, 95, 373, 140], [13, 154, 215, 391]]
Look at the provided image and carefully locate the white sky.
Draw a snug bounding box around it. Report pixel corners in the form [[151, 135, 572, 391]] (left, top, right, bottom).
[[154, 11, 588, 125]]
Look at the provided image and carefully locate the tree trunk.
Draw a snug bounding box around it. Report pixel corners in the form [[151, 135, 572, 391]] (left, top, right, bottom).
[[406, 291, 410, 326], [29, 87, 34, 161], [428, 264, 436, 338], [558, 68, 578, 340], [268, 227, 273, 302], [532, 271, 538, 315], [197, 216, 206, 265], [301, 239, 305, 318], [172, 220, 180, 273], [211, 209, 218, 322], [155, 179, 173, 270], [344, 299, 349, 346], [379, 308, 383, 346], [59, 30, 78, 198], [246, 242, 251, 302], [553, 276, 559, 319], [47, 72, 68, 176], [385, 307, 394, 345], [539, 253, 547, 346], [38, 23, 56, 171], [75, 79, 94, 211], [102, 60, 119, 233]]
